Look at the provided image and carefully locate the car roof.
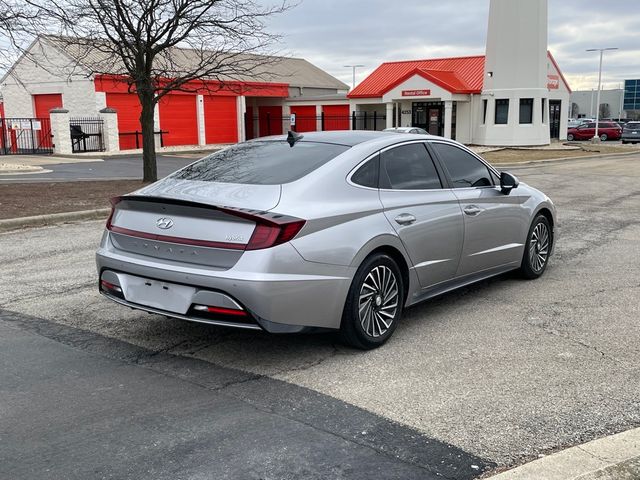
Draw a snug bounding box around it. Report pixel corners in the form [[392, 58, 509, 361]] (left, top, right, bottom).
[[253, 130, 425, 147]]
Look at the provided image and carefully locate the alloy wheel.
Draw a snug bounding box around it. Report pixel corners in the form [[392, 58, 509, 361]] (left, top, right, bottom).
[[358, 265, 399, 338], [529, 222, 550, 273]]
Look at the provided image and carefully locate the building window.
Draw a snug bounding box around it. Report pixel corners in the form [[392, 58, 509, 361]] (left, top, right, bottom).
[[495, 99, 509, 125], [541, 98, 547, 124], [519, 98, 533, 124], [482, 99, 488, 124]]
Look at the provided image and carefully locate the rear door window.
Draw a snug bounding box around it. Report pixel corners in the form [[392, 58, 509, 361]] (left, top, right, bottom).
[[380, 143, 442, 190], [172, 141, 350, 185]]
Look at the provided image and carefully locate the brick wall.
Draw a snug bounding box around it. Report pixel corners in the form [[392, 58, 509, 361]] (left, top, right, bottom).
[[0, 39, 98, 118]]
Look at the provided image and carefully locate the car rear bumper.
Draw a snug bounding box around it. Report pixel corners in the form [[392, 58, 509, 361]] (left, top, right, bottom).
[[96, 232, 354, 333]]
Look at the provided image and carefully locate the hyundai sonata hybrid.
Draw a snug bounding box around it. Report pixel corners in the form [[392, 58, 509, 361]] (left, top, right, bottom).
[[97, 131, 556, 349]]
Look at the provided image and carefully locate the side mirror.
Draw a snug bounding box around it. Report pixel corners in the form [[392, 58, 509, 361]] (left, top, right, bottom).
[[500, 171, 519, 195]]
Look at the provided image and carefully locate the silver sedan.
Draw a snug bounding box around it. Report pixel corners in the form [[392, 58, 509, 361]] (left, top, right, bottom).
[[96, 131, 556, 349]]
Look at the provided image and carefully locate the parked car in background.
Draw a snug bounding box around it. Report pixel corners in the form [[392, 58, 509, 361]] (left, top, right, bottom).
[[567, 122, 622, 142], [568, 119, 589, 129], [622, 122, 640, 144], [97, 131, 556, 349], [384, 127, 429, 135]]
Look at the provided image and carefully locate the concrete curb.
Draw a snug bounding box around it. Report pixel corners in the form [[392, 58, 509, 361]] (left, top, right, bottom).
[[493, 150, 640, 168], [0, 209, 110, 233], [487, 427, 640, 480]]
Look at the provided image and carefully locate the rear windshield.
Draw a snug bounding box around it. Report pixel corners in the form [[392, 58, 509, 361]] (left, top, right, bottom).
[[626, 123, 640, 128], [172, 141, 350, 185]]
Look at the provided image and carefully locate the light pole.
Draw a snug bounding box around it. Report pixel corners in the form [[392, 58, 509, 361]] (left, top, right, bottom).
[[618, 82, 624, 121], [344, 64, 365, 90], [586, 47, 618, 142]]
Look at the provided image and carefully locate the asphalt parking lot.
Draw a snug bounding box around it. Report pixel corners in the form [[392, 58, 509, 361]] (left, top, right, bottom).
[[1, 153, 639, 479]]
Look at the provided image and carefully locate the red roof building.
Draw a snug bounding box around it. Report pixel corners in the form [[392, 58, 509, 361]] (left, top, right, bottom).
[[347, 51, 571, 145]]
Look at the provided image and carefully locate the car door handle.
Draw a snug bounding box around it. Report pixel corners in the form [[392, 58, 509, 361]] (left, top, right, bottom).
[[394, 213, 416, 226], [463, 205, 483, 216]]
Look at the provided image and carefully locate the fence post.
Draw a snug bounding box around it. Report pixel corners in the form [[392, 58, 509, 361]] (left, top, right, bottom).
[[321, 111, 325, 131], [373, 111, 377, 131], [352, 112, 356, 130], [364, 111, 368, 131], [99, 107, 119, 153], [50, 108, 72, 155]]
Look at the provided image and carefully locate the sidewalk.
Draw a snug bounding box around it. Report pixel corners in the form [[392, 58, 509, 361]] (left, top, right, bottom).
[[487, 428, 640, 480]]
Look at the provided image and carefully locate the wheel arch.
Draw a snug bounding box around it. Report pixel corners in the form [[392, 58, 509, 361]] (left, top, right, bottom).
[[350, 235, 416, 302], [534, 206, 556, 253]]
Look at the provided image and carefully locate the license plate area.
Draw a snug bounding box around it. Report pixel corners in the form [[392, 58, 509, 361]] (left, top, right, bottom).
[[120, 274, 196, 314]]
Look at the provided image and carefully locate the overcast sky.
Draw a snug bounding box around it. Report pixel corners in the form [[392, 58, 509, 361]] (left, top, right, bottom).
[[266, 0, 639, 92]]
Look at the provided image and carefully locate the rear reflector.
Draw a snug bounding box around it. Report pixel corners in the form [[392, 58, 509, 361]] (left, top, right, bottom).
[[100, 280, 122, 293], [194, 304, 247, 317]]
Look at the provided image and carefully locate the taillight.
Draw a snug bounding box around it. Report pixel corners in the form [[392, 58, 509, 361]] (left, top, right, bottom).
[[106, 196, 123, 230], [246, 219, 306, 250]]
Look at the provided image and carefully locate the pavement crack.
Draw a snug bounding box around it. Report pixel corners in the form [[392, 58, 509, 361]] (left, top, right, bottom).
[[576, 445, 611, 464]]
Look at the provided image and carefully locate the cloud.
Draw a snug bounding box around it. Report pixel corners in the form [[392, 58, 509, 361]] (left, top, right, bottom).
[[266, 0, 640, 91]]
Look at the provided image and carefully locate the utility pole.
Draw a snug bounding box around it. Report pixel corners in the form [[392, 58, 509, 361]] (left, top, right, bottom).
[[344, 64, 365, 90], [586, 47, 618, 142]]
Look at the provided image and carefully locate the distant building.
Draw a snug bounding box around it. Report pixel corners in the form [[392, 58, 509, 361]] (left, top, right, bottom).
[[0, 35, 349, 150], [570, 89, 625, 120], [348, 0, 571, 146], [624, 80, 640, 120]]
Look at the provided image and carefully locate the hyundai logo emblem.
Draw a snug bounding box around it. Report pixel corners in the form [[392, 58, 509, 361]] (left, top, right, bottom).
[[156, 217, 174, 230]]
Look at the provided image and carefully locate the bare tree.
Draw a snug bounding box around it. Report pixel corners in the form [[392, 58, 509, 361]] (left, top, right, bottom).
[[599, 103, 611, 119], [7, 0, 290, 181]]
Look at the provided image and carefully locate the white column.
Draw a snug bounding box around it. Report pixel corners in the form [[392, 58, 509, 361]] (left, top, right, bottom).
[[386, 103, 394, 129], [349, 102, 358, 130], [316, 104, 323, 132], [444, 101, 453, 139], [196, 94, 206, 146], [99, 107, 119, 153], [153, 99, 161, 149], [237, 96, 246, 143], [49, 108, 72, 155]]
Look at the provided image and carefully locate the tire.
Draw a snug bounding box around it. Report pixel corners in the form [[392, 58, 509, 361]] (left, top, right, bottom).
[[340, 254, 404, 350], [567, 133, 574, 141], [600, 133, 608, 142], [622, 141, 628, 144], [520, 215, 552, 280]]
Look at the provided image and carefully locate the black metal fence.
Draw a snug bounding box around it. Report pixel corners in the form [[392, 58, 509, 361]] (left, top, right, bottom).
[[69, 117, 105, 153], [245, 112, 387, 139], [0, 117, 53, 155], [118, 130, 169, 150]]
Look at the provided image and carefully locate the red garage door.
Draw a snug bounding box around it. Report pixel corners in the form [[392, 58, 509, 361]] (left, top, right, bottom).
[[204, 96, 237, 144], [258, 106, 283, 137], [290, 105, 317, 133], [33, 94, 63, 120], [323, 104, 350, 131], [106, 93, 142, 150], [159, 94, 198, 147]]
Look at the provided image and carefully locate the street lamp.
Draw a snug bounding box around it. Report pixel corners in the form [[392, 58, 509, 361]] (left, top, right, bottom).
[[344, 64, 365, 90], [586, 47, 618, 142]]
